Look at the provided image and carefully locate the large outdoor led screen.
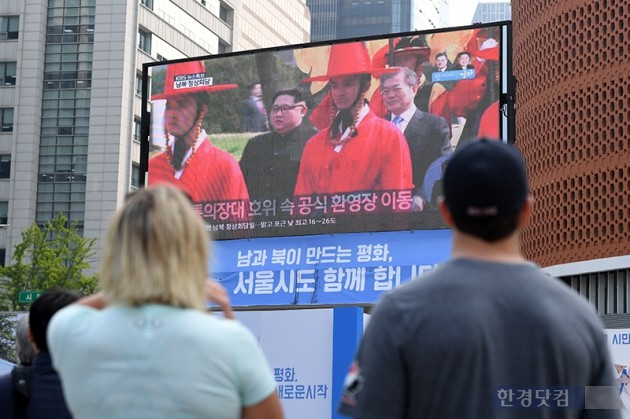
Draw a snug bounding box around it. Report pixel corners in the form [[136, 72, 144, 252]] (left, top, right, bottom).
[[142, 23, 513, 241]]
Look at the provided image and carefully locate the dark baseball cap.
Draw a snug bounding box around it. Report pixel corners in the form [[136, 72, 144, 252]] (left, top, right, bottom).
[[442, 139, 529, 218]]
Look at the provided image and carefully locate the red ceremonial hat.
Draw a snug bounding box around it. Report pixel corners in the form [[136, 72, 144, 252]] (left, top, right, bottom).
[[387, 35, 430, 59], [303, 42, 398, 83], [151, 60, 238, 100]]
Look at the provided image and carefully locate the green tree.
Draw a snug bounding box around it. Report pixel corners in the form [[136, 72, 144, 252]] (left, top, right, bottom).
[[0, 214, 98, 362], [0, 213, 98, 312], [0, 313, 18, 363]]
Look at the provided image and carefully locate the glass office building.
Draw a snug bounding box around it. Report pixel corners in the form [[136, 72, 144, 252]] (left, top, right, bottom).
[[472, 2, 511, 23], [307, 0, 448, 42]]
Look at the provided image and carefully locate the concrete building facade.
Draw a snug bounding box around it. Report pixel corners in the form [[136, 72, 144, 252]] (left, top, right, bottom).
[[231, 0, 311, 51], [0, 0, 310, 265]]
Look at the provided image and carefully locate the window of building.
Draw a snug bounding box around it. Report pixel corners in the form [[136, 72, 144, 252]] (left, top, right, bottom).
[[140, 0, 154, 10], [156, 53, 168, 62], [219, 2, 233, 25], [131, 162, 140, 190], [136, 72, 143, 96], [136, 73, 150, 97], [35, 181, 86, 228], [0, 201, 7, 224], [0, 154, 10, 178], [0, 108, 13, 132], [133, 118, 141, 143], [219, 5, 228, 21], [36, 2, 95, 233], [0, 16, 19, 40], [0, 62, 16, 86], [138, 29, 152, 54]]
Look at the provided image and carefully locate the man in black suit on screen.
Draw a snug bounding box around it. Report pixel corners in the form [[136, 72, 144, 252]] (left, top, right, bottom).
[[380, 67, 452, 213]]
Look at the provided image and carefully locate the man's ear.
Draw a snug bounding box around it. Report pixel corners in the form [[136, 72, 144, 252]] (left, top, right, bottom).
[[437, 197, 455, 228]]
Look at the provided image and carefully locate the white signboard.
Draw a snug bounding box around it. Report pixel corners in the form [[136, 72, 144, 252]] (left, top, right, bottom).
[[606, 328, 630, 418], [236, 309, 334, 419]]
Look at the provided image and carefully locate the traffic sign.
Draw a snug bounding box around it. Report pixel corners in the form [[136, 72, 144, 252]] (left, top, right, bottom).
[[19, 291, 43, 303]]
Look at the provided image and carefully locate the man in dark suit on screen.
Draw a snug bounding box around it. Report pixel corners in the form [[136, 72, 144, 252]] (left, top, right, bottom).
[[380, 67, 452, 212], [240, 87, 317, 205]]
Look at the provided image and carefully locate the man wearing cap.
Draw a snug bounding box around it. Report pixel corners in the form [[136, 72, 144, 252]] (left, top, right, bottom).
[[240, 87, 317, 205], [380, 67, 451, 211], [339, 140, 619, 418], [294, 42, 413, 201], [149, 60, 249, 210]]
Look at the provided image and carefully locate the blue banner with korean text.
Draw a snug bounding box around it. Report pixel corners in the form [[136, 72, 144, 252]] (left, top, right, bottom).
[[431, 68, 476, 83], [210, 229, 451, 307]]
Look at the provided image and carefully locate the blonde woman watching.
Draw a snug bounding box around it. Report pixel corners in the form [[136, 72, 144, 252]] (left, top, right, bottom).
[[48, 185, 283, 419]]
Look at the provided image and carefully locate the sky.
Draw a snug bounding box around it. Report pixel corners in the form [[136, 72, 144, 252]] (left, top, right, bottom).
[[448, 0, 481, 26]]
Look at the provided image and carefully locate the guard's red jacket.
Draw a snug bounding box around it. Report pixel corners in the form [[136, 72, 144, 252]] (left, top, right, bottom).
[[149, 137, 249, 203], [294, 110, 413, 195]]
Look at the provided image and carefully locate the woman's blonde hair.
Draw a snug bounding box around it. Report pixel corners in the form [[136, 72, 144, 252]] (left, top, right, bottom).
[[100, 185, 209, 310]]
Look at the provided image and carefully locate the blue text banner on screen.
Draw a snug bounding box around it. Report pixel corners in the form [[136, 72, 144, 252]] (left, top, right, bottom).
[[431, 68, 476, 83], [211, 230, 452, 307]]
